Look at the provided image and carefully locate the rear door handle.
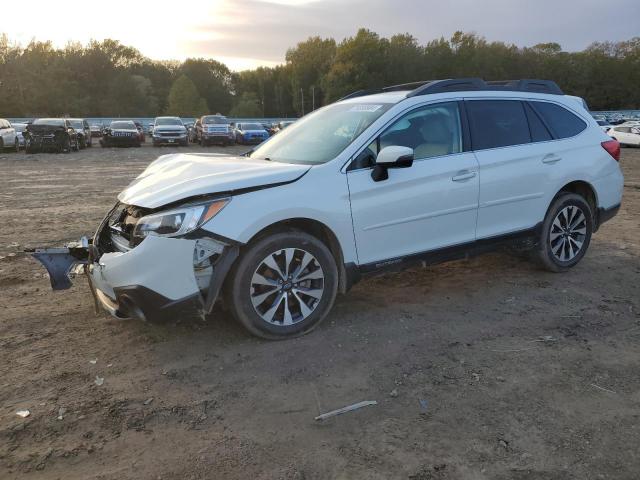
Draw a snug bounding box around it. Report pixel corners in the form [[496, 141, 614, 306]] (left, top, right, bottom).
[[452, 170, 477, 182], [542, 154, 562, 164]]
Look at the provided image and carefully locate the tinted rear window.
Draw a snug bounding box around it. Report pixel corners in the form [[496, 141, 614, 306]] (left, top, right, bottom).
[[467, 100, 531, 150], [530, 102, 587, 139]]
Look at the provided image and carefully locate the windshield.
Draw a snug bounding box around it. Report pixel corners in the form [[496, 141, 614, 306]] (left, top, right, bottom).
[[241, 123, 264, 130], [155, 117, 183, 126], [203, 116, 227, 125], [111, 121, 136, 129], [33, 118, 64, 126], [249, 102, 393, 164], [68, 120, 84, 128], [14, 124, 26, 132]]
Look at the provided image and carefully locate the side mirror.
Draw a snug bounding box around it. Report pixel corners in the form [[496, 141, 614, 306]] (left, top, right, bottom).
[[371, 146, 414, 182]]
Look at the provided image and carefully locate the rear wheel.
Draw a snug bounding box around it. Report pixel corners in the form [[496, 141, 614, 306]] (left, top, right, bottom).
[[227, 231, 338, 339], [14, 138, 19, 152], [536, 193, 593, 272]]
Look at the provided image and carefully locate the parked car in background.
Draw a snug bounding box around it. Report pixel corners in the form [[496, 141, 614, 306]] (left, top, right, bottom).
[[274, 120, 296, 133], [608, 125, 640, 146], [234, 122, 270, 144], [24, 118, 79, 153], [68, 118, 92, 148], [13, 122, 28, 149], [187, 123, 198, 143], [134, 121, 146, 143], [90, 124, 103, 137], [31, 78, 623, 340], [262, 123, 277, 136], [100, 120, 142, 148], [152, 116, 188, 146], [0, 118, 19, 151], [195, 115, 234, 146], [596, 119, 612, 133]]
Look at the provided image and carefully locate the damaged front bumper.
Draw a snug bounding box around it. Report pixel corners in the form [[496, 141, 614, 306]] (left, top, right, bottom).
[[29, 223, 239, 322]]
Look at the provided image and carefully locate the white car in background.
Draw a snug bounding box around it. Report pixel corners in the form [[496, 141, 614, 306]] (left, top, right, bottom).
[[608, 124, 640, 146], [32, 78, 623, 340], [0, 118, 18, 151], [595, 119, 612, 133], [12, 122, 28, 149]]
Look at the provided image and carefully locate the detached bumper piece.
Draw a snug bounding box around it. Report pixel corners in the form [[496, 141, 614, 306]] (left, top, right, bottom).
[[29, 240, 91, 290], [30, 228, 239, 322]]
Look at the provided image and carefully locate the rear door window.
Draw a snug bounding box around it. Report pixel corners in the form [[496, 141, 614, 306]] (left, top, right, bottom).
[[466, 100, 531, 150], [530, 101, 587, 139]]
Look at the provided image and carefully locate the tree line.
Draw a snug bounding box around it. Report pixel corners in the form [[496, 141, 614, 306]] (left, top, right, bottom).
[[1, 29, 639, 118]]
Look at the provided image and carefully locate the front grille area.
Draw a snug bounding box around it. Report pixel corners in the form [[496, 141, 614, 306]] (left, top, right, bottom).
[[158, 131, 182, 137], [96, 203, 151, 254]]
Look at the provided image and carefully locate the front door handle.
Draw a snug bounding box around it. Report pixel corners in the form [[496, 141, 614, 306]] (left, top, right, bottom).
[[542, 154, 562, 164], [452, 170, 477, 182]]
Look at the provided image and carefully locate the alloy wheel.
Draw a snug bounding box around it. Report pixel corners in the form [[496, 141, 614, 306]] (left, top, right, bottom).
[[549, 205, 587, 262], [250, 248, 325, 326]]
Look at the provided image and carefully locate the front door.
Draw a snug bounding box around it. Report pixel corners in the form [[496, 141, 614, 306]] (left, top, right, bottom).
[[347, 101, 480, 266]]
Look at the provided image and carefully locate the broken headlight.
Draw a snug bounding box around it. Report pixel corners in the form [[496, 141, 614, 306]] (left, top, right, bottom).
[[132, 199, 230, 239]]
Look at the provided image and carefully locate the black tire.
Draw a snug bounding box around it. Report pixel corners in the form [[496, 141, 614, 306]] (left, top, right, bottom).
[[226, 231, 339, 339], [536, 193, 593, 272], [61, 137, 71, 153], [135, 141, 141, 148], [14, 138, 20, 152], [78, 135, 86, 149], [0, 138, 4, 151]]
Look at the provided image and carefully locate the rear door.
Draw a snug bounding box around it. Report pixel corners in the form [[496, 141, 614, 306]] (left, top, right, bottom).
[[466, 99, 553, 238]]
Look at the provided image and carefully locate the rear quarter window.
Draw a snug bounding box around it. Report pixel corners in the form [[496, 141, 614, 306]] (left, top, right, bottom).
[[530, 102, 587, 139], [466, 100, 531, 150]]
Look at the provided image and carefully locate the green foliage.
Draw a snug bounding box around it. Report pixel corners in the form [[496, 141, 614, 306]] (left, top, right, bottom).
[[229, 92, 263, 117], [0, 32, 639, 118], [165, 75, 208, 117], [180, 58, 233, 113]]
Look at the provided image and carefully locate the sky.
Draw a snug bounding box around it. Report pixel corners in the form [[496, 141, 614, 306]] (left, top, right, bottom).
[[2, 0, 639, 71]]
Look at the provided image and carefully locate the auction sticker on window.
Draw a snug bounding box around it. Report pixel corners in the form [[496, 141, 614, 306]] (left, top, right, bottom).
[[350, 104, 384, 112]]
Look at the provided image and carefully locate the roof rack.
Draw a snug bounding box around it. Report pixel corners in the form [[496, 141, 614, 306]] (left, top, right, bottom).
[[407, 78, 564, 97], [339, 78, 564, 101]]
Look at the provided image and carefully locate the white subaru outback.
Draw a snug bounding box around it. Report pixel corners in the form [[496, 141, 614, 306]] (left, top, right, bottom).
[[32, 79, 623, 339]]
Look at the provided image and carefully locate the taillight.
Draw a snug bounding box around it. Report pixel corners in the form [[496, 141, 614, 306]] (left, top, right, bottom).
[[601, 139, 620, 162]]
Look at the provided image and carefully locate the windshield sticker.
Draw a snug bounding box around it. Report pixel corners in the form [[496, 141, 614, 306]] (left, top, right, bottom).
[[350, 104, 383, 112]]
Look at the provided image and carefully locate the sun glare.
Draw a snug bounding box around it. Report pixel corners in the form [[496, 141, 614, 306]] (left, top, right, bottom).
[[0, 0, 275, 69]]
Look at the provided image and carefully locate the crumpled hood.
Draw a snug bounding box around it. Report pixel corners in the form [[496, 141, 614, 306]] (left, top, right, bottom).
[[118, 153, 310, 208]]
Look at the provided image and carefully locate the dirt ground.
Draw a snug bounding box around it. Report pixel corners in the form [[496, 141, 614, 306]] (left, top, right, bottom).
[[0, 140, 639, 480]]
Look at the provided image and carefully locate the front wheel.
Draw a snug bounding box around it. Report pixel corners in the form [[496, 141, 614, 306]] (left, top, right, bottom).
[[536, 193, 593, 272], [14, 138, 20, 152], [226, 231, 338, 339]]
